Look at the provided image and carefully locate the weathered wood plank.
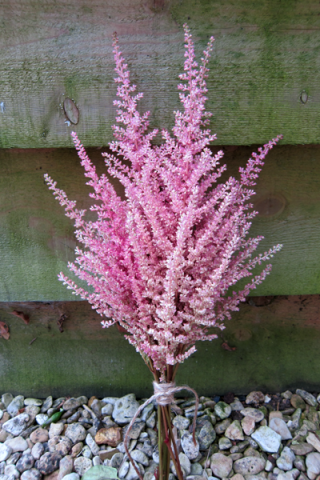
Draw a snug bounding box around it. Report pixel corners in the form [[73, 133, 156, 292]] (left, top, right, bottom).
[[0, 296, 319, 397], [0, 144, 319, 301], [0, 0, 319, 147]]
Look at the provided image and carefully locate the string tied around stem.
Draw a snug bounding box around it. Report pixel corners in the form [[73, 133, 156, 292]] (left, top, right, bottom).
[[123, 381, 199, 480]]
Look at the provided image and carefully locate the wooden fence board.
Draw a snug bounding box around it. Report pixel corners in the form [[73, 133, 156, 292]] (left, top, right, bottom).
[[0, 0, 320, 147], [0, 144, 319, 301], [0, 296, 320, 397]]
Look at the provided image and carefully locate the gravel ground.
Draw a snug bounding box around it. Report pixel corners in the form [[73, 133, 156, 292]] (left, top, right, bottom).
[[1, 388, 320, 480]]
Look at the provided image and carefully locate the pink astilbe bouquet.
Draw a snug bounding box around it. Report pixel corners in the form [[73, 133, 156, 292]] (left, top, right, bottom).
[[45, 25, 281, 480]]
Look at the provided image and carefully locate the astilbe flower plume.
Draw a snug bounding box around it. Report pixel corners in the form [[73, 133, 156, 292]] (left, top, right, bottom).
[[44, 25, 282, 379]]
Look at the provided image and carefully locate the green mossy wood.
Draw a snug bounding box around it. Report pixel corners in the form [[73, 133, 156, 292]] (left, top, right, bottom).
[[0, 0, 319, 147], [0, 297, 320, 397], [0, 145, 319, 301]]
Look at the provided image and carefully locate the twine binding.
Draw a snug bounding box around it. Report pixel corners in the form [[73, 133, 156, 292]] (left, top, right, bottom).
[[123, 382, 199, 480]]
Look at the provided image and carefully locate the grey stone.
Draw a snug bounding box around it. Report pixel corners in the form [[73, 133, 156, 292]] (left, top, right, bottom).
[[65, 423, 87, 444], [110, 453, 124, 469], [306, 452, 320, 480], [147, 429, 157, 447], [215, 419, 231, 435], [38, 452, 62, 475], [123, 421, 146, 440], [5, 436, 28, 452], [63, 398, 80, 411], [61, 474, 80, 480], [293, 456, 306, 472], [240, 408, 264, 423], [269, 418, 292, 441], [172, 416, 190, 430], [152, 451, 159, 464], [265, 460, 273, 472], [171, 453, 191, 477], [234, 456, 266, 475], [86, 434, 100, 456], [3, 413, 30, 436], [125, 461, 144, 480], [131, 450, 149, 466], [307, 432, 320, 453], [24, 399, 42, 408], [146, 412, 156, 429], [246, 475, 267, 480], [112, 395, 140, 425], [230, 440, 249, 454], [225, 420, 244, 441], [41, 397, 53, 413], [31, 443, 44, 460], [230, 399, 244, 412], [143, 473, 155, 480], [210, 453, 233, 479], [59, 455, 73, 479], [101, 405, 113, 416], [140, 404, 154, 422], [288, 409, 302, 430], [55, 437, 73, 456], [137, 441, 153, 458], [20, 468, 42, 480], [181, 432, 200, 460], [0, 445, 12, 462], [2, 394, 13, 409], [214, 402, 231, 420], [277, 447, 295, 471], [251, 426, 282, 453], [198, 420, 216, 450], [67, 411, 81, 424], [190, 463, 203, 476], [82, 446, 93, 459], [296, 390, 317, 407], [6, 452, 21, 465], [118, 460, 129, 479], [7, 397, 24, 417], [16, 454, 34, 473], [291, 444, 314, 456], [92, 456, 101, 466], [244, 447, 260, 458], [179, 452, 191, 476], [282, 391, 293, 399], [73, 457, 92, 476], [241, 416, 256, 436], [297, 473, 309, 480], [25, 406, 40, 422], [90, 400, 103, 417], [49, 423, 64, 438], [218, 436, 232, 450], [102, 398, 118, 406], [4, 465, 19, 479], [35, 414, 49, 426], [245, 392, 265, 405]]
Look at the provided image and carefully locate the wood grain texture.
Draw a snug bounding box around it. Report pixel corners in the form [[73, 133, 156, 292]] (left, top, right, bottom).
[[1, 296, 320, 396], [0, 0, 319, 147], [0, 144, 319, 301]]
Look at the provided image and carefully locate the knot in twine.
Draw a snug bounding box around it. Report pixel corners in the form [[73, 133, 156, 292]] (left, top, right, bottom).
[[124, 381, 199, 480], [152, 381, 177, 406]]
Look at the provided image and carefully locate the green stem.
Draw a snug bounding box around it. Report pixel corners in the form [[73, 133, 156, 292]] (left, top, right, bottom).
[[158, 405, 163, 480], [164, 405, 184, 480]]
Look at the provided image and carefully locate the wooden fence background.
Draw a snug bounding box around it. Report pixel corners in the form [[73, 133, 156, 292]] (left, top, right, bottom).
[[1, 0, 320, 395]]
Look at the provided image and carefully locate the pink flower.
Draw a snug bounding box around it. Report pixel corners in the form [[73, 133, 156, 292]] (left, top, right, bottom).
[[45, 25, 282, 376]]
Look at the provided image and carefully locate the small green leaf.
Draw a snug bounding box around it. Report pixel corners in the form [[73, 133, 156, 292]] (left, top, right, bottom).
[[81, 465, 119, 480]]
